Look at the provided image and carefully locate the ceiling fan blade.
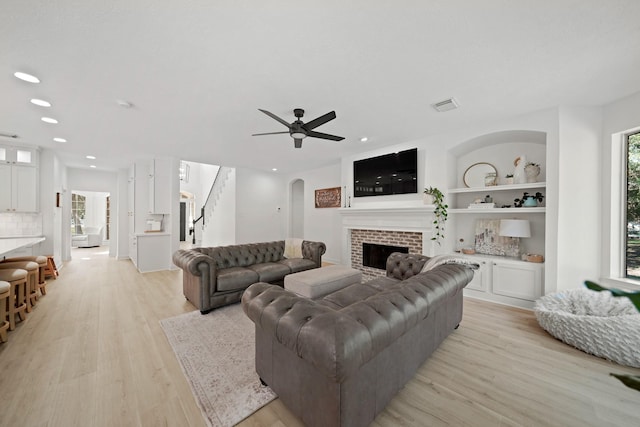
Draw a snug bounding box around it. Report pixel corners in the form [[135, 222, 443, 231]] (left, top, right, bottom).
[[303, 111, 337, 130], [258, 109, 291, 128], [294, 138, 303, 148], [307, 130, 345, 141], [251, 131, 290, 136]]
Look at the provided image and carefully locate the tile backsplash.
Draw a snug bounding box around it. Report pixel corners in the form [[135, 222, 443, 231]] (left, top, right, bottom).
[[0, 213, 43, 237]]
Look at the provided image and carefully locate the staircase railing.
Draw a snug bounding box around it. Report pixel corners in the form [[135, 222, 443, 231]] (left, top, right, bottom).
[[190, 166, 232, 243]]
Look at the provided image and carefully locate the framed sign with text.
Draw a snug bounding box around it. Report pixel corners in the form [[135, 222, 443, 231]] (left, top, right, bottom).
[[314, 187, 341, 208]]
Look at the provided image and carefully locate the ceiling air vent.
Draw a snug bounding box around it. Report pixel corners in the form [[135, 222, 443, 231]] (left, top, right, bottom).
[[0, 132, 19, 139], [432, 98, 459, 112]]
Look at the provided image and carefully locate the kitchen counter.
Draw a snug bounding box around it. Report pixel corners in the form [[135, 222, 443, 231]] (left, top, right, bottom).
[[0, 236, 46, 257]]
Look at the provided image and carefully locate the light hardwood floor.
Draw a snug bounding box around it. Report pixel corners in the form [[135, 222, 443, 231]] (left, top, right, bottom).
[[1, 247, 638, 427]]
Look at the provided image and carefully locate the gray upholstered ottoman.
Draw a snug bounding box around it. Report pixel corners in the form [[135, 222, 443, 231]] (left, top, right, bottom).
[[284, 265, 362, 299]]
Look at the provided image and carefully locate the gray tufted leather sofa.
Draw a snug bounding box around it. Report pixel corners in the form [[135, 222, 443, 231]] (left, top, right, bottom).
[[241, 252, 475, 427], [173, 240, 326, 314]]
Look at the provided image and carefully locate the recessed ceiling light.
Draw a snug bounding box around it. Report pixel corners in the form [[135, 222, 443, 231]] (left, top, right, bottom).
[[14, 71, 40, 83], [86, 155, 96, 160], [272, 168, 278, 172], [30, 98, 51, 107], [360, 137, 368, 143], [90, 165, 96, 168], [53, 137, 67, 143], [41, 117, 58, 124]]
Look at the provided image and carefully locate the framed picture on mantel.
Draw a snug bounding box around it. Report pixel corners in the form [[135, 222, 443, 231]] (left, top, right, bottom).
[[315, 187, 341, 208]]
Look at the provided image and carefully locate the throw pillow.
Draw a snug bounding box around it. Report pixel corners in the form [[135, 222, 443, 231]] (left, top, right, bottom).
[[284, 238, 303, 259], [420, 254, 480, 273]]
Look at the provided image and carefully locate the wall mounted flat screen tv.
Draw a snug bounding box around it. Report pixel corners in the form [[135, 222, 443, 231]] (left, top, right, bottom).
[[353, 148, 418, 197]]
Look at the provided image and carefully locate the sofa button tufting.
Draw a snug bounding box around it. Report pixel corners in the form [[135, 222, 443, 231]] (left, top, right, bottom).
[[305, 316, 312, 321]]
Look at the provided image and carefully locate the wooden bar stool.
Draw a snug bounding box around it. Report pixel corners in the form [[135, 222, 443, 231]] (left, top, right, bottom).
[[0, 281, 9, 343], [44, 256, 58, 282], [0, 261, 38, 312], [3, 255, 48, 297], [0, 269, 28, 331]]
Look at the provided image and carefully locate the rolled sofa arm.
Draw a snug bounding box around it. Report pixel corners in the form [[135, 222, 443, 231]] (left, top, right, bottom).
[[301, 240, 327, 267], [172, 249, 219, 306]]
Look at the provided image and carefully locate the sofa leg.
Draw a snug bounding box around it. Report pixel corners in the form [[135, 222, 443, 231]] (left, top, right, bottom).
[[454, 324, 460, 329], [200, 308, 213, 315], [260, 377, 268, 387]]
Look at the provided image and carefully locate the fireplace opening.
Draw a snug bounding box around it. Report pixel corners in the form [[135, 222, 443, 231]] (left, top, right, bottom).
[[362, 242, 409, 270]]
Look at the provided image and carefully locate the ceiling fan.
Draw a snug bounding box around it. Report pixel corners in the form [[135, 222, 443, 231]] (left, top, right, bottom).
[[252, 108, 345, 148]]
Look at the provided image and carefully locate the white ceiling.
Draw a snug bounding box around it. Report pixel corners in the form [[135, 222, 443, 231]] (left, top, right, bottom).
[[1, 1, 639, 174]]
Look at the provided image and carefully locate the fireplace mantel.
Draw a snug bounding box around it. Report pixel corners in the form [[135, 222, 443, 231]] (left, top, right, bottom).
[[338, 206, 435, 264]]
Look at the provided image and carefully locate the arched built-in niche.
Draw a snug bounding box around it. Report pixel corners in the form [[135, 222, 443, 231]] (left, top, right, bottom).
[[446, 129, 549, 309], [451, 130, 547, 187], [290, 179, 304, 238]]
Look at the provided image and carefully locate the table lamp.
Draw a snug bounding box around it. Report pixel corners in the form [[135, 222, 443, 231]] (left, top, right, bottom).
[[499, 219, 531, 257]]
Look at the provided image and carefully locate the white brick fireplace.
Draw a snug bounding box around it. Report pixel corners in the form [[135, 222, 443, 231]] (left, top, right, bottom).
[[338, 207, 435, 278]]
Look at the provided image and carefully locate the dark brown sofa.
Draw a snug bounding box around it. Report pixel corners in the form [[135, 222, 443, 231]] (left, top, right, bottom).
[[172, 240, 326, 313], [241, 252, 475, 427]]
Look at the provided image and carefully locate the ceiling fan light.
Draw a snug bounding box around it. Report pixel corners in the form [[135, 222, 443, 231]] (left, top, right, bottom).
[[291, 132, 306, 139]]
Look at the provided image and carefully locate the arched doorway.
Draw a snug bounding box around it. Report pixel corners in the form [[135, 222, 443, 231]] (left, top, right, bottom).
[[290, 179, 304, 238]]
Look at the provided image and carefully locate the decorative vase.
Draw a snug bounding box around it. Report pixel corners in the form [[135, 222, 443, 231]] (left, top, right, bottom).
[[523, 197, 538, 207], [423, 193, 435, 204], [484, 173, 497, 186], [513, 155, 527, 184], [505, 177, 514, 185], [524, 164, 540, 183]]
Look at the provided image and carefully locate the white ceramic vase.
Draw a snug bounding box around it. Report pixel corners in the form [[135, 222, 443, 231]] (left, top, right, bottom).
[[423, 193, 435, 204], [525, 164, 540, 183]]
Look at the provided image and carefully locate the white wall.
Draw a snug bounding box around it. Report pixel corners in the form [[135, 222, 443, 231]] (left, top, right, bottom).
[[285, 164, 342, 264], [235, 167, 286, 244], [555, 106, 602, 290], [601, 90, 640, 288], [38, 148, 66, 267]]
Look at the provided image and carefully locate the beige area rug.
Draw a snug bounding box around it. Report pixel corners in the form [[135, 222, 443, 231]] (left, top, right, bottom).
[[160, 304, 276, 427]]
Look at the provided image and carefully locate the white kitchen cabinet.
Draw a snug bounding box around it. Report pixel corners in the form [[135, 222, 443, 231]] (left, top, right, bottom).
[[0, 163, 37, 212], [129, 235, 138, 267], [148, 158, 171, 214], [135, 233, 171, 272]]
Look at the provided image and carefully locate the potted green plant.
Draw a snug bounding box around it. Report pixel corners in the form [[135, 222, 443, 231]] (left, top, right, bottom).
[[424, 187, 448, 244]]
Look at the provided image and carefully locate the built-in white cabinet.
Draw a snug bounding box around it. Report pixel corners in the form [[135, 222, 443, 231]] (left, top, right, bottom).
[[127, 158, 175, 271], [460, 253, 544, 308], [148, 158, 171, 214], [0, 145, 38, 212], [134, 233, 171, 272], [129, 235, 138, 267]]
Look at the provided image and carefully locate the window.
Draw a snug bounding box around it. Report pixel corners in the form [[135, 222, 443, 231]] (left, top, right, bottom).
[[71, 193, 86, 235], [625, 131, 640, 279]]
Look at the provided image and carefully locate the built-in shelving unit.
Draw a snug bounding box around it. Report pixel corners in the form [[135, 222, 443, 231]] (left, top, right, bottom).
[[446, 129, 547, 309], [448, 182, 546, 213]]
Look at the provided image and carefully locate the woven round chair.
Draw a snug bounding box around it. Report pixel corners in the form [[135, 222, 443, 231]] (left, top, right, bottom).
[[535, 288, 640, 368]]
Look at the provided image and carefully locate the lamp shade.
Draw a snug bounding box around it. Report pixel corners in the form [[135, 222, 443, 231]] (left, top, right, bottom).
[[499, 219, 531, 238]]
